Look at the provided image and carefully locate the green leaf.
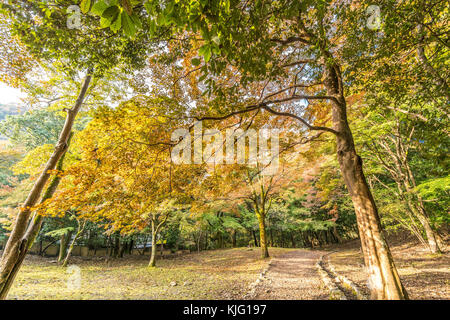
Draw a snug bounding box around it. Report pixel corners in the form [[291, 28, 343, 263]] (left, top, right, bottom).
[[100, 16, 112, 28], [199, 44, 212, 62], [110, 11, 122, 33], [130, 13, 142, 30], [91, 0, 108, 16], [191, 58, 201, 66], [102, 6, 120, 20], [80, 0, 91, 14], [149, 19, 156, 35], [121, 11, 136, 37]]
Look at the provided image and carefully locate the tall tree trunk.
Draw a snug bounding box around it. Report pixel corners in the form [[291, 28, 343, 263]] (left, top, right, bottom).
[[324, 63, 408, 300], [0, 72, 92, 299]]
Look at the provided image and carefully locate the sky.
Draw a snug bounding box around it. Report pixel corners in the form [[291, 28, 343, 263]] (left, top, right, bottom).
[[0, 82, 25, 105]]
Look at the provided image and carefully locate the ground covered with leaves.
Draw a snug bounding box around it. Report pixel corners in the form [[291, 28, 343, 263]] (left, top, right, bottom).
[[328, 235, 449, 300], [7, 247, 292, 300], [5, 237, 448, 300]]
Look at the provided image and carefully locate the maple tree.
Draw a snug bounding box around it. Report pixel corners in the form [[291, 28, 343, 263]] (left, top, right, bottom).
[[0, 0, 447, 301]]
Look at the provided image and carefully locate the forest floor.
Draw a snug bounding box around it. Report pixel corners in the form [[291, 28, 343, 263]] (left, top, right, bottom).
[[3, 236, 449, 300], [6, 247, 295, 300], [326, 234, 449, 300]]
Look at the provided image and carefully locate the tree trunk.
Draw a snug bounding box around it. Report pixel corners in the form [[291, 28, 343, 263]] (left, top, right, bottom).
[[119, 240, 126, 258], [256, 213, 269, 258], [388, 124, 441, 254], [403, 159, 441, 253], [128, 240, 134, 255], [197, 230, 202, 253], [252, 230, 259, 247], [0, 72, 92, 299], [324, 63, 408, 300], [332, 226, 342, 243], [58, 230, 73, 263], [113, 234, 120, 258], [41, 239, 58, 256], [415, 205, 440, 254], [149, 222, 157, 267], [231, 230, 237, 248], [62, 220, 86, 268]]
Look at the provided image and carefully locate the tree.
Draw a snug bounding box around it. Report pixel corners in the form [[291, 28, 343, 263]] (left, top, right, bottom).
[[147, 202, 174, 267], [353, 108, 444, 253], [340, 0, 448, 254], [97, 0, 408, 299], [39, 97, 204, 267], [0, 0, 159, 298]]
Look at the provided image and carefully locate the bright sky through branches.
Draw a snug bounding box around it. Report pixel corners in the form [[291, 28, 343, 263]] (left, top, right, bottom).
[[0, 82, 25, 105]]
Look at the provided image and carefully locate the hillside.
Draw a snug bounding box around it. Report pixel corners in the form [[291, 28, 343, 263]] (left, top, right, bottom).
[[0, 103, 20, 140]]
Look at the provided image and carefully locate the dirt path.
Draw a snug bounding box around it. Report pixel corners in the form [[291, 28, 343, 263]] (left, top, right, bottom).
[[252, 249, 329, 300]]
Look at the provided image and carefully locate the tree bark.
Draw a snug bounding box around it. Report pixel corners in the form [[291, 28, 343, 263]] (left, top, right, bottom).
[[332, 226, 342, 243], [324, 63, 408, 300], [256, 213, 269, 258], [252, 230, 259, 247], [58, 230, 73, 263], [128, 239, 134, 255], [112, 233, 120, 258], [62, 220, 86, 268], [148, 222, 157, 267]]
